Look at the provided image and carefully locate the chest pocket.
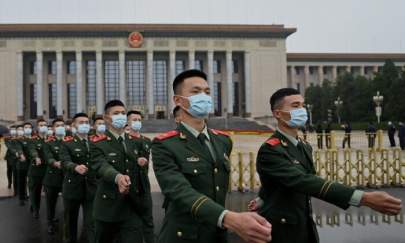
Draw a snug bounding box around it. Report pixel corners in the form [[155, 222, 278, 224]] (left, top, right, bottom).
[[181, 162, 209, 176]]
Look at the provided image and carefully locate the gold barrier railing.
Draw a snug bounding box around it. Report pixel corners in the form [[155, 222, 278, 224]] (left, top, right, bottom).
[[229, 148, 405, 191], [314, 212, 404, 227]]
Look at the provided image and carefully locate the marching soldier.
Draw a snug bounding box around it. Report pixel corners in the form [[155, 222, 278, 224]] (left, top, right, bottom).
[[4, 125, 18, 193], [127, 110, 154, 243], [90, 100, 144, 243], [43, 118, 66, 234], [152, 70, 272, 243], [60, 113, 97, 243], [92, 115, 106, 136], [256, 88, 402, 243], [27, 118, 49, 219]]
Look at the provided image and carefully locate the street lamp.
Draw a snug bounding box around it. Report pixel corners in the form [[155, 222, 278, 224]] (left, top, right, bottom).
[[306, 104, 313, 126], [334, 96, 343, 124], [373, 91, 384, 124]]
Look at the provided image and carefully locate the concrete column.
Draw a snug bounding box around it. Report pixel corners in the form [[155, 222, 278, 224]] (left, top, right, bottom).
[[36, 51, 43, 117], [373, 65, 379, 73], [346, 65, 351, 73], [360, 65, 365, 76], [96, 51, 103, 115], [146, 50, 154, 118], [188, 50, 195, 69], [207, 50, 214, 113], [289, 66, 295, 88], [75, 51, 83, 113], [332, 65, 337, 81], [244, 51, 251, 117], [168, 50, 176, 115], [56, 51, 64, 116], [318, 65, 324, 85], [119, 51, 126, 103], [303, 65, 310, 89], [16, 52, 24, 120], [226, 50, 233, 116]]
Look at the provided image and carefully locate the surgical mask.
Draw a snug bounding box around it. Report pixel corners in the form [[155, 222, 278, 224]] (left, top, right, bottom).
[[282, 108, 308, 128], [77, 124, 90, 134], [38, 126, 48, 134], [24, 128, 32, 136], [47, 130, 54, 136], [17, 130, 24, 136], [97, 124, 106, 133], [10, 130, 16, 136], [71, 127, 77, 135], [55, 127, 66, 137], [111, 114, 127, 129], [182, 93, 212, 118], [131, 121, 142, 131]]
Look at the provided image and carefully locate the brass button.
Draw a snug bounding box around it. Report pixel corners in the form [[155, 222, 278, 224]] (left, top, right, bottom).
[[214, 168, 218, 173], [76, 154, 80, 157], [216, 186, 220, 191], [102, 194, 107, 199], [126, 159, 129, 162], [193, 169, 198, 174], [126, 169, 129, 173], [177, 231, 182, 237], [112, 160, 115, 163], [281, 218, 286, 224], [68, 179, 71, 183]]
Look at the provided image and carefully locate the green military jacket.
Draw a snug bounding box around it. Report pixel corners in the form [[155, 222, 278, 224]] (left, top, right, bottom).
[[42, 136, 64, 187], [256, 130, 355, 243], [128, 133, 152, 193], [89, 131, 144, 223], [152, 124, 232, 243], [27, 135, 48, 177], [4, 137, 19, 165], [15, 137, 32, 171], [60, 135, 97, 201]]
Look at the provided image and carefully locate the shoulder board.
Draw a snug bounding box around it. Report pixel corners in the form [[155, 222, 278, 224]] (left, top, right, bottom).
[[155, 130, 179, 141], [210, 129, 230, 137], [90, 134, 108, 143], [63, 136, 74, 142], [31, 135, 38, 139], [266, 138, 281, 146], [129, 134, 141, 140], [46, 136, 56, 143]]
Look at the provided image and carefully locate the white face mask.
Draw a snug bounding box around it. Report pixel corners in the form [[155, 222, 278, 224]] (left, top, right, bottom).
[[47, 130, 54, 136], [17, 130, 24, 136]]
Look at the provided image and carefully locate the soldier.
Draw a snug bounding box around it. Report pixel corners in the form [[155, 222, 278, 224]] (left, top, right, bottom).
[[89, 100, 144, 243], [387, 121, 396, 147], [4, 125, 18, 191], [27, 118, 49, 219], [152, 70, 272, 243], [256, 88, 402, 243], [315, 122, 323, 149], [60, 113, 97, 243], [43, 118, 66, 234], [127, 110, 154, 243], [93, 116, 106, 136], [173, 105, 182, 124]]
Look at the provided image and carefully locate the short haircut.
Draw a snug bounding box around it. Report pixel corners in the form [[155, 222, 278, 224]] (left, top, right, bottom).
[[93, 115, 104, 123], [270, 88, 301, 111], [9, 125, 16, 129], [73, 112, 88, 121], [16, 125, 23, 129], [23, 122, 33, 127], [52, 118, 65, 126], [104, 99, 125, 113], [37, 118, 46, 124], [173, 106, 181, 118], [173, 69, 207, 95], [127, 110, 143, 118]]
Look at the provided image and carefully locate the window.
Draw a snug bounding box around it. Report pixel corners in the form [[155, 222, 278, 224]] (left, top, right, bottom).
[[195, 59, 203, 71], [232, 60, 239, 73], [127, 60, 146, 106], [30, 61, 37, 75], [104, 60, 120, 102], [48, 60, 56, 75], [214, 60, 221, 74], [86, 61, 97, 107], [175, 60, 185, 75], [67, 61, 76, 74], [153, 60, 167, 106], [68, 83, 77, 118]]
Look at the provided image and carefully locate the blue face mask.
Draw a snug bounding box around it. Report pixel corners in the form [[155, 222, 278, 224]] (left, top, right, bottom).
[[97, 124, 106, 133], [24, 128, 32, 136], [77, 124, 90, 134], [183, 93, 213, 118], [131, 121, 142, 131], [55, 126, 66, 137], [38, 126, 48, 134], [284, 108, 308, 128], [112, 114, 127, 129]]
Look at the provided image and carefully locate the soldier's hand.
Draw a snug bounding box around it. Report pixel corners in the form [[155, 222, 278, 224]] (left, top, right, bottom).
[[137, 157, 148, 167], [35, 157, 42, 166], [19, 154, 26, 161], [223, 211, 272, 243], [117, 174, 131, 194], [53, 161, 62, 169], [74, 164, 88, 175], [361, 191, 402, 215], [248, 199, 258, 212]]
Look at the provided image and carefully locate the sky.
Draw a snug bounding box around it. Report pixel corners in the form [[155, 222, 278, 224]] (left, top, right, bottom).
[[1, 0, 404, 53]]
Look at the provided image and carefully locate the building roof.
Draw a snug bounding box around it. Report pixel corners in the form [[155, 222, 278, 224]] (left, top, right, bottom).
[[287, 53, 405, 62], [0, 24, 296, 38]]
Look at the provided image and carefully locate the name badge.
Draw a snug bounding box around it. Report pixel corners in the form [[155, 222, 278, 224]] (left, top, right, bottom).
[[292, 159, 300, 165], [74, 148, 82, 152], [108, 152, 117, 156], [187, 156, 200, 162], [133, 150, 138, 155]]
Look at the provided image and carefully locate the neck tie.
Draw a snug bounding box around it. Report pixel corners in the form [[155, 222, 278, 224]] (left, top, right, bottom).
[[198, 133, 214, 161], [118, 136, 127, 153]]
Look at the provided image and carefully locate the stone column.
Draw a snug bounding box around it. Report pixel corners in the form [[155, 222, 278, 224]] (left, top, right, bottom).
[[119, 51, 126, 103], [226, 50, 233, 116], [96, 51, 103, 115], [318, 65, 324, 85], [56, 51, 64, 116], [332, 65, 337, 81], [244, 51, 251, 117], [168, 50, 176, 115], [207, 50, 215, 114], [75, 51, 83, 113], [360, 65, 365, 76], [188, 50, 195, 69], [146, 50, 154, 118], [36, 51, 43, 117], [16, 52, 24, 120]]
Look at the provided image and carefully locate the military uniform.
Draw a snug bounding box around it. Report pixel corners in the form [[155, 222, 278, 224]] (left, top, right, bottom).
[[151, 123, 232, 243], [256, 130, 362, 243], [27, 135, 48, 215], [15, 137, 31, 204], [4, 137, 19, 194], [89, 130, 145, 243], [60, 135, 97, 243], [128, 133, 154, 243], [43, 135, 65, 231]]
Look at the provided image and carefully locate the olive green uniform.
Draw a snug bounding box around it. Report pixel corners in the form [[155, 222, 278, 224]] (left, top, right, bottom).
[[152, 123, 232, 243], [4, 137, 19, 194], [15, 137, 31, 203], [60, 135, 97, 243]]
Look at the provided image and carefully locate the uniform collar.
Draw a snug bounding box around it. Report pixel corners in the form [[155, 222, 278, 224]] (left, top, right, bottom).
[[109, 129, 126, 141], [181, 121, 210, 141], [277, 127, 299, 146]]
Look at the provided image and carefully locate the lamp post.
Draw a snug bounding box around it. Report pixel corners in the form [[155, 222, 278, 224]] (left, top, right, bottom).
[[373, 91, 384, 124], [334, 96, 343, 124], [306, 104, 313, 126]]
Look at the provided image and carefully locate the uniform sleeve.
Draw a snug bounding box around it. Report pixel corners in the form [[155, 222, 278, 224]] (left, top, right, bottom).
[[89, 142, 120, 183], [152, 139, 225, 226], [256, 144, 355, 210], [43, 143, 56, 165], [60, 143, 78, 173], [27, 140, 39, 161]]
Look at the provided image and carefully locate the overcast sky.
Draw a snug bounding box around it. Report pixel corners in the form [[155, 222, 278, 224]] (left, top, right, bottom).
[[1, 0, 404, 53]]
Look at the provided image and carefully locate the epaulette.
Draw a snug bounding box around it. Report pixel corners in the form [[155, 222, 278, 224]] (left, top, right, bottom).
[[210, 129, 230, 137], [155, 130, 179, 141], [129, 133, 141, 140], [90, 134, 109, 143], [63, 136, 74, 142], [46, 136, 56, 143], [266, 137, 281, 146]]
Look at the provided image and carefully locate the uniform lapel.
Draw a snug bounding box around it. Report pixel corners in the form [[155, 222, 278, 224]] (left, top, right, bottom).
[[178, 124, 212, 162], [275, 131, 310, 170]]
